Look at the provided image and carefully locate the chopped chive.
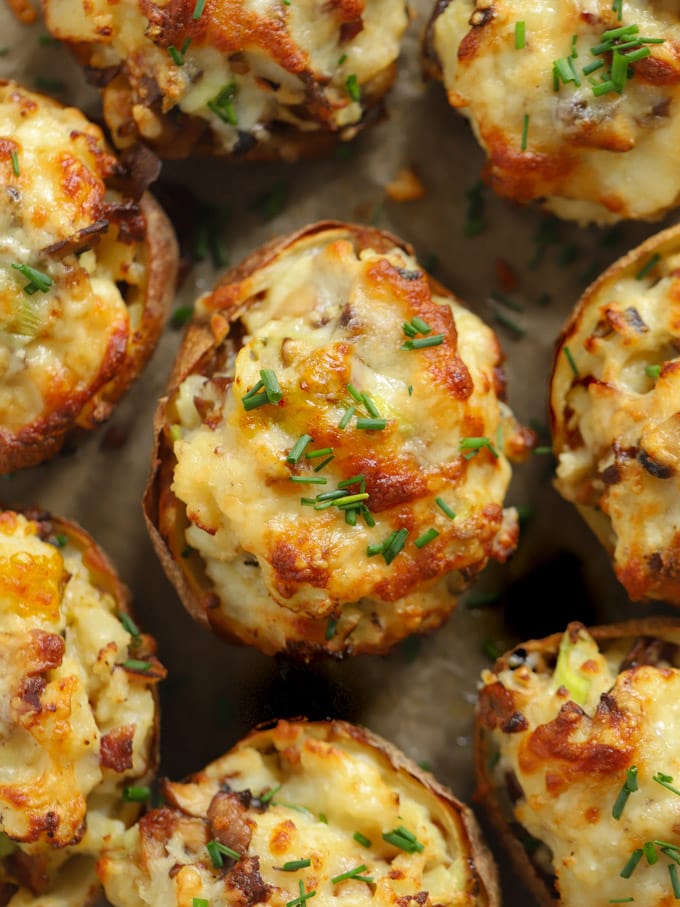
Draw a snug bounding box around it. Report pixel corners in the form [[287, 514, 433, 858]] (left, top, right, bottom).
[[338, 53, 347, 65], [345, 508, 357, 526], [313, 455, 334, 472], [331, 864, 373, 884], [612, 765, 638, 820], [12, 262, 52, 293], [533, 446, 553, 455], [338, 475, 365, 489], [361, 506, 375, 527], [521, 113, 530, 150], [338, 406, 355, 429], [608, 900, 634, 904], [279, 859, 312, 871], [52, 533, 68, 548], [460, 436, 499, 457], [168, 44, 186, 65], [171, 305, 194, 328], [10, 151, 19, 176], [612, 0, 623, 19], [242, 391, 270, 411], [410, 316, 432, 335], [383, 528, 408, 565], [259, 783, 282, 804], [192, 0, 206, 18], [118, 612, 140, 637], [402, 321, 418, 338], [243, 379, 265, 399], [290, 476, 327, 485], [345, 74, 361, 101], [563, 345, 579, 376], [316, 490, 347, 502], [261, 369, 282, 403], [334, 493, 369, 506], [208, 83, 238, 126], [653, 772, 680, 796], [367, 541, 385, 557], [193, 900, 209, 907], [356, 418, 387, 430], [353, 832, 371, 847], [620, 849, 643, 878], [407, 385, 413, 395], [122, 785, 151, 801], [646, 364, 661, 380], [435, 497, 456, 519], [672, 865, 680, 899], [306, 447, 333, 459], [287, 434, 313, 464], [382, 826, 424, 854], [643, 841, 658, 865], [401, 334, 444, 350], [635, 253, 661, 280], [286, 880, 316, 907], [300, 498, 316, 506], [346, 383, 363, 402], [122, 659, 152, 672], [515, 20, 525, 49], [582, 59, 604, 75], [414, 528, 439, 548], [207, 840, 241, 868], [361, 393, 380, 418]]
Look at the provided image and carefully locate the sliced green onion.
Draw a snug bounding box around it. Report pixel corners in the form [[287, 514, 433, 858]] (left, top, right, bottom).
[[382, 826, 424, 854], [401, 334, 444, 350], [207, 840, 241, 868], [122, 785, 151, 802], [192, 0, 206, 18], [10, 150, 19, 176], [636, 253, 661, 280], [671, 865, 680, 899], [313, 455, 334, 472], [331, 864, 373, 885], [306, 447, 333, 459], [11, 262, 52, 293], [122, 659, 152, 672], [287, 434, 313, 464], [414, 528, 439, 549], [193, 899, 209, 907], [356, 418, 387, 430], [338, 406, 355, 429], [261, 369, 283, 403], [653, 772, 680, 796], [383, 528, 408, 565], [279, 859, 311, 871], [646, 364, 662, 380], [334, 493, 369, 507], [644, 841, 658, 865], [207, 83, 238, 125], [410, 316, 432, 335], [242, 392, 270, 411], [118, 612, 140, 637], [338, 475, 366, 489], [563, 345, 579, 376], [435, 497, 456, 520], [521, 113, 530, 150], [515, 20, 525, 49], [346, 74, 361, 101], [459, 436, 499, 458], [612, 766, 638, 820], [325, 618, 338, 640], [259, 783, 282, 804], [362, 393, 380, 418], [353, 832, 371, 848], [290, 476, 327, 485]]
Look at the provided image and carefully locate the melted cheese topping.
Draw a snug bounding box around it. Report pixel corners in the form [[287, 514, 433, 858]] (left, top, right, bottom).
[[430, 0, 680, 224], [477, 624, 680, 906], [551, 237, 680, 603], [0, 82, 147, 445], [43, 0, 407, 155], [0, 511, 159, 905], [99, 719, 491, 907], [168, 229, 532, 654]]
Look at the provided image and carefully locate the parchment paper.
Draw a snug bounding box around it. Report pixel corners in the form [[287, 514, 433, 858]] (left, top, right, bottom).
[[1, 1, 679, 903]]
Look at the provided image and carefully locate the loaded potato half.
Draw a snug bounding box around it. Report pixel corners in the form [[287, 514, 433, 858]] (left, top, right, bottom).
[[422, 0, 680, 225], [475, 618, 680, 907], [550, 222, 680, 606], [0, 80, 178, 474], [41, 0, 408, 160], [0, 507, 165, 907], [143, 220, 535, 658], [98, 717, 499, 907]]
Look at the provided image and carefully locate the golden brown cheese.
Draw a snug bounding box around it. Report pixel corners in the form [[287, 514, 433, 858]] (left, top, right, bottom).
[[42, 0, 408, 159], [0, 509, 163, 907], [475, 620, 680, 907], [0, 80, 177, 474], [424, 0, 680, 224], [550, 223, 680, 605], [98, 719, 499, 907], [148, 223, 535, 657]]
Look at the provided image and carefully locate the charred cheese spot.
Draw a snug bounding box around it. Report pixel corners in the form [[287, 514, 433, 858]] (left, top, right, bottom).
[[476, 621, 680, 907], [426, 0, 680, 224], [43, 0, 408, 159], [164, 224, 534, 656], [0, 510, 162, 904], [98, 719, 498, 907], [0, 80, 176, 474], [551, 224, 680, 605]]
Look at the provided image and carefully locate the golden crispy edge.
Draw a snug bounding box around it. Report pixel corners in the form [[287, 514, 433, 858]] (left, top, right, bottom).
[[143, 219, 463, 658], [473, 616, 680, 907]]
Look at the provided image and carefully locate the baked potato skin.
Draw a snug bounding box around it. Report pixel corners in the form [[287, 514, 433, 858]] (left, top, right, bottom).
[[42, 0, 407, 160], [422, 0, 680, 225], [0, 80, 178, 475], [0, 507, 165, 907], [143, 220, 535, 659], [98, 718, 500, 907], [550, 223, 680, 605], [475, 618, 680, 907]]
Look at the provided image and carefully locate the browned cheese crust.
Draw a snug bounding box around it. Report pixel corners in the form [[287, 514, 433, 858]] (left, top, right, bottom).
[[0, 80, 178, 474], [0, 507, 165, 907], [422, 0, 680, 224], [98, 718, 500, 907], [143, 220, 536, 658], [550, 222, 680, 605], [475, 617, 680, 907], [41, 0, 408, 160]]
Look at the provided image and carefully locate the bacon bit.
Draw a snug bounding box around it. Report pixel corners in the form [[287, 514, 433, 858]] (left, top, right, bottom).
[[385, 167, 426, 202], [6, 0, 37, 23], [100, 725, 135, 771], [495, 258, 518, 292]]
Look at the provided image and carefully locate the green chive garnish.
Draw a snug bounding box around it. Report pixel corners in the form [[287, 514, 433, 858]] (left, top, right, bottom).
[[122, 785, 151, 801], [620, 849, 643, 878], [653, 772, 680, 796], [646, 364, 662, 380], [118, 612, 140, 637], [401, 334, 444, 350], [168, 44, 186, 65], [414, 528, 439, 549], [313, 455, 334, 472], [279, 859, 311, 871], [325, 618, 337, 640], [192, 0, 206, 19], [521, 113, 530, 150], [338, 475, 365, 489], [12, 262, 52, 294], [345, 74, 360, 101], [636, 253, 661, 280], [242, 392, 270, 411], [338, 406, 355, 429], [671, 864, 680, 898], [563, 345, 579, 376], [287, 434, 313, 464], [362, 393, 380, 418], [612, 765, 638, 820], [261, 369, 282, 403], [382, 826, 424, 854], [290, 476, 327, 485], [122, 659, 152, 672], [286, 880, 316, 907], [515, 21, 525, 49], [10, 151, 19, 176], [259, 783, 282, 804], [410, 316, 432, 335], [193, 899, 209, 907], [331, 864, 373, 885], [207, 840, 241, 868], [383, 528, 408, 565], [306, 447, 333, 459], [353, 832, 371, 847], [435, 497, 456, 519], [356, 418, 387, 430], [459, 436, 499, 458]]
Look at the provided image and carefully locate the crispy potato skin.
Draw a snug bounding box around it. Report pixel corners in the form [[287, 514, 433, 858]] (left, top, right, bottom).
[[422, 0, 680, 224], [0, 81, 178, 475], [475, 618, 680, 907], [42, 0, 407, 160], [143, 220, 535, 658], [550, 223, 680, 605], [98, 718, 500, 907], [0, 508, 164, 907]]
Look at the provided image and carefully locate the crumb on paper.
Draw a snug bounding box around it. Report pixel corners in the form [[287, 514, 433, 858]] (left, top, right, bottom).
[[5, 0, 38, 24], [385, 166, 426, 202]]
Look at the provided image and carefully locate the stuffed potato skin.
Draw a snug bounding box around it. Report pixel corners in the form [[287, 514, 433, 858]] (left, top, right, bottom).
[[0, 507, 165, 907], [475, 618, 680, 907], [98, 718, 500, 907], [423, 0, 680, 225], [550, 223, 680, 605], [0, 80, 178, 474], [42, 0, 408, 160], [143, 221, 535, 658]]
